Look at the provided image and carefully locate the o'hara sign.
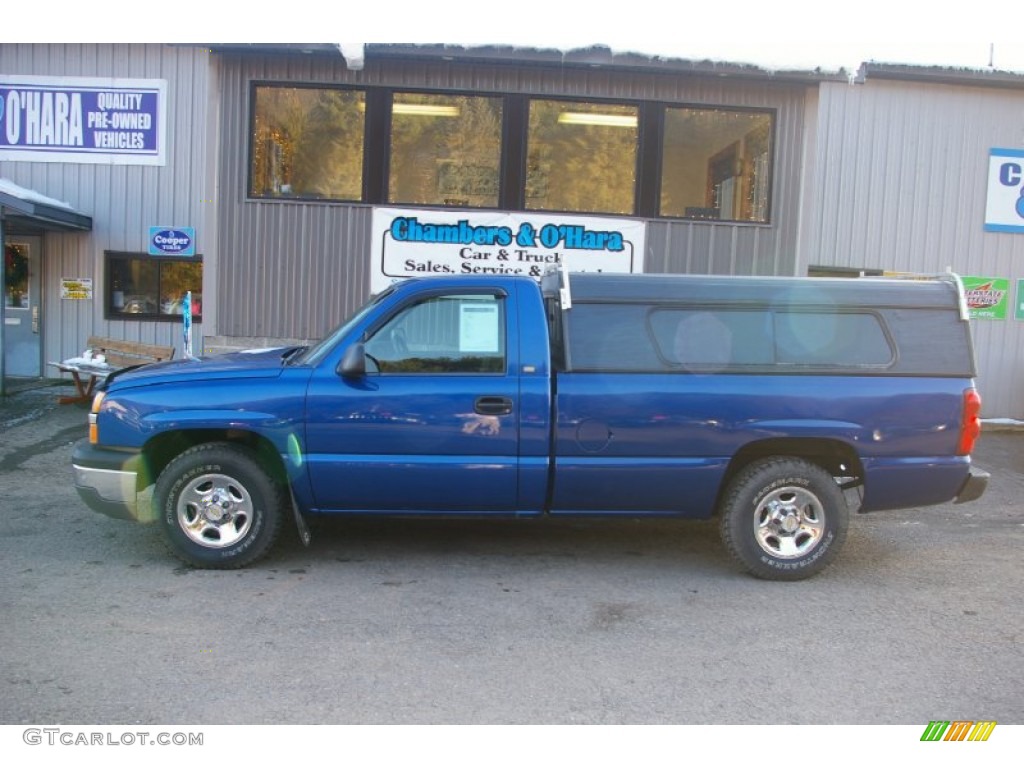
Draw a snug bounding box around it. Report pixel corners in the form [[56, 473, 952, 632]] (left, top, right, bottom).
[[370, 208, 646, 293], [0, 75, 166, 165]]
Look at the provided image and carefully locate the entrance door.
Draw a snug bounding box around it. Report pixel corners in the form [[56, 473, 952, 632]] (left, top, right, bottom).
[[4, 237, 42, 377]]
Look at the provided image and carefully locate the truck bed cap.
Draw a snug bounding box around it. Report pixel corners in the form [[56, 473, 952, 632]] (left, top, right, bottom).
[[554, 272, 962, 310]]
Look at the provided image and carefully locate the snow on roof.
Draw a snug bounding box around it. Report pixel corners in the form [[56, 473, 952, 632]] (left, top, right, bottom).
[[215, 42, 1024, 83], [0, 178, 76, 211]]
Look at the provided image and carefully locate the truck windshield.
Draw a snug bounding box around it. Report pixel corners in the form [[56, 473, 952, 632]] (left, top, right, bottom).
[[289, 287, 396, 366]]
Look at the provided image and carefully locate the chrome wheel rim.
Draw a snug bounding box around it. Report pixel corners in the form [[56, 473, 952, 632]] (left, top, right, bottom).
[[753, 486, 825, 559], [176, 473, 253, 549]]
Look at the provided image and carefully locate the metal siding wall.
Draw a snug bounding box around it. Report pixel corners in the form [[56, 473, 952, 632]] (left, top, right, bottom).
[[0, 43, 212, 365], [215, 54, 808, 340], [803, 79, 1024, 418]]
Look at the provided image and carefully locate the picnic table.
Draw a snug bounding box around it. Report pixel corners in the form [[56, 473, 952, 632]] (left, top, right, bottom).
[[47, 357, 116, 404], [48, 336, 175, 405]]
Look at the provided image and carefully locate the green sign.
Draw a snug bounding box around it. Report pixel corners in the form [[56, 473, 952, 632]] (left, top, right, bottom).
[[962, 276, 1009, 320], [1017, 279, 1024, 321]]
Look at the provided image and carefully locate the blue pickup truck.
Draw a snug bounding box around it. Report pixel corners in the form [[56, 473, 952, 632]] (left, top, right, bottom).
[[72, 270, 988, 579]]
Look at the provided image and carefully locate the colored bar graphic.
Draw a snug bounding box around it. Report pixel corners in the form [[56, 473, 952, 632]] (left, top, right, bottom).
[[945, 721, 974, 741], [920, 720, 996, 742], [968, 722, 997, 741]]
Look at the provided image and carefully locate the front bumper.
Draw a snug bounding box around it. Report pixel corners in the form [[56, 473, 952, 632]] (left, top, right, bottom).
[[954, 465, 990, 504], [71, 440, 146, 521]]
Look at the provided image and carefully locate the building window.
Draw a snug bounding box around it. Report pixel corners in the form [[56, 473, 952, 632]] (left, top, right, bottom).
[[106, 252, 203, 321], [250, 85, 365, 200], [660, 108, 773, 222], [388, 93, 503, 208], [526, 99, 638, 215], [245, 84, 776, 223]]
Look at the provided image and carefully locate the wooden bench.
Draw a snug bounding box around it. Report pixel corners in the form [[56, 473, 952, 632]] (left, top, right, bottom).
[[49, 336, 175, 404]]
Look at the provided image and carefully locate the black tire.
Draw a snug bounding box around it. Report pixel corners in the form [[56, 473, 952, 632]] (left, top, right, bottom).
[[719, 457, 848, 581], [155, 442, 285, 569]]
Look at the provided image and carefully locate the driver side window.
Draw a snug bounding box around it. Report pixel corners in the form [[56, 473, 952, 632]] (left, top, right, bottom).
[[365, 293, 506, 374]]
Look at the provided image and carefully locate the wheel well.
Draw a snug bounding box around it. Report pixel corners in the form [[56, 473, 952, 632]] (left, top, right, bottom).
[[718, 438, 863, 507], [138, 429, 286, 491]]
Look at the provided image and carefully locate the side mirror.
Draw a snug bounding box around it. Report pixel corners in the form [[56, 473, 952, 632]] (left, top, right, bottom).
[[338, 343, 366, 378]]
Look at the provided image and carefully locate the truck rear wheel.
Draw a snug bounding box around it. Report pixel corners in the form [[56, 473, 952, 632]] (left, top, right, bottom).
[[155, 443, 285, 569], [719, 457, 848, 580]]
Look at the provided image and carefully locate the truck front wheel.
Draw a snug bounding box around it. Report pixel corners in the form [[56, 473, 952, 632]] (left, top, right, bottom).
[[155, 443, 285, 569], [719, 457, 848, 580]]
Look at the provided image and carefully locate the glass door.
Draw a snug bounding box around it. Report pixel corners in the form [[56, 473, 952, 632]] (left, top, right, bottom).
[[4, 237, 42, 377]]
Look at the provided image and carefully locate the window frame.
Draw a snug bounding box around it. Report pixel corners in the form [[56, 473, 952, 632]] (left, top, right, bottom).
[[656, 103, 777, 224], [247, 81, 369, 203], [562, 301, 896, 374], [362, 288, 509, 376], [386, 90, 507, 210], [522, 95, 643, 217], [103, 250, 204, 323], [245, 83, 776, 224]]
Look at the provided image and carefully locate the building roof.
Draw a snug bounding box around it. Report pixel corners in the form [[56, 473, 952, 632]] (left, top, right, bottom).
[[0, 178, 92, 233], [858, 62, 1024, 90], [207, 43, 851, 84], [208, 43, 1024, 89], [367, 44, 852, 83]]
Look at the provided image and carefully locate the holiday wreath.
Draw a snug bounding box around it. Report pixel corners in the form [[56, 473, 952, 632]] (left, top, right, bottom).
[[5, 244, 28, 289]]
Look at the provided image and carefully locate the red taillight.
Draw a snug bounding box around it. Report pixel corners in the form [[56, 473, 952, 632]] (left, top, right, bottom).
[[957, 388, 982, 456]]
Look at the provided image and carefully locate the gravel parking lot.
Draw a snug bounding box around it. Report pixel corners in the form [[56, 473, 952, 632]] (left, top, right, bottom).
[[1, 383, 1021, 726]]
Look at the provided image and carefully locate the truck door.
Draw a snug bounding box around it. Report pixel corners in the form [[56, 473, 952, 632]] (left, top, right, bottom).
[[305, 289, 524, 514]]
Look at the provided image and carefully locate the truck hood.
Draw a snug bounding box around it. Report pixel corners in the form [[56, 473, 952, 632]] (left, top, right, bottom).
[[105, 346, 303, 388]]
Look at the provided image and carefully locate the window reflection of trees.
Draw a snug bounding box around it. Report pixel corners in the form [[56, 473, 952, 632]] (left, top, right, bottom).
[[105, 253, 202, 320], [526, 100, 638, 215], [248, 86, 773, 222], [159, 262, 203, 315], [388, 94, 503, 208], [251, 87, 365, 199]]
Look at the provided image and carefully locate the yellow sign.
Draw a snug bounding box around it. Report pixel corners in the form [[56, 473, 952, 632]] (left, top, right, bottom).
[[61, 278, 93, 300]]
